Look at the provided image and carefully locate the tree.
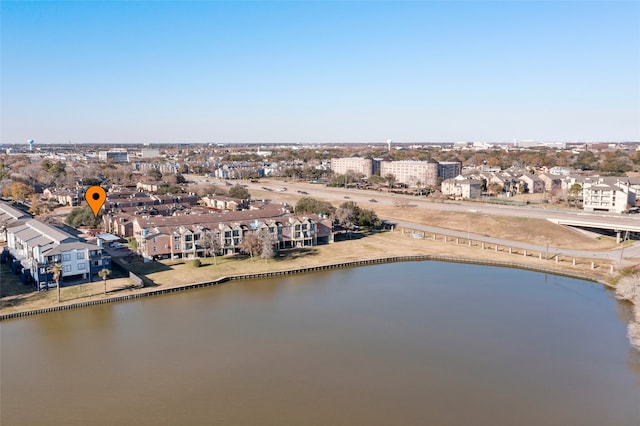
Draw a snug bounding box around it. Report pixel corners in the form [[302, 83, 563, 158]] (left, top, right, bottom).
[[51, 263, 63, 303], [295, 197, 335, 216], [574, 151, 597, 171], [203, 228, 222, 265], [487, 182, 503, 196], [334, 207, 355, 238], [98, 268, 111, 296], [147, 168, 163, 180], [66, 205, 103, 228], [3, 181, 34, 202], [367, 175, 385, 187], [239, 233, 260, 261], [228, 184, 251, 200], [567, 183, 582, 207], [258, 229, 278, 263], [384, 173, 396, 188]]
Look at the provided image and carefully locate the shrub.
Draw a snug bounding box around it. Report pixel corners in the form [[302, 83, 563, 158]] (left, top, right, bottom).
[[192, 259, 201, 268]]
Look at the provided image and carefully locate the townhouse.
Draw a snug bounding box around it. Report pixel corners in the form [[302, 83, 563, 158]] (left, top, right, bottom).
[[132, 205, 333, 261], [4, 218, 111, 289], [441, 177, 482, 199]]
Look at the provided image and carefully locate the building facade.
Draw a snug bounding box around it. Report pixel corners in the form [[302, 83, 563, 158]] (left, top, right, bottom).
[[330, 158, 374, 178], [4, 219, 111, 289], [583, 181, 636, 214]]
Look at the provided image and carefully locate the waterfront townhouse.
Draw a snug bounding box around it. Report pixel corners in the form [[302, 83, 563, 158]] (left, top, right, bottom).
[[5, 219, 110, 289], [0, 201, 30, 242], [133, 207, 333, 260]]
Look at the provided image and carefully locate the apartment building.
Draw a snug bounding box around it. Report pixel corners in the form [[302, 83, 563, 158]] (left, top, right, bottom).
[[379, 160, 438, 187], [132, 207, 333, 260], [0, 201, 30, 242], [330, 157, 373, 178], [441, 177, 482, 199], [583, 180, 636, 214], [4, 219, 111, 289]]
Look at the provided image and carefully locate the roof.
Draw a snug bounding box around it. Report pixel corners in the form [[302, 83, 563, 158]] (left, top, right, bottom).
[[24, 220, 77, 244], [0, 201, 31, 220], [43, 242, 102, 256], [96, 233, 120, 242]]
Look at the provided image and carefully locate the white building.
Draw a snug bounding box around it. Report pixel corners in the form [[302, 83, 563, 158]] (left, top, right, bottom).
[[583, 181, 636, 214], [4, 219, 111, 289], [140, 148, 161, 159]]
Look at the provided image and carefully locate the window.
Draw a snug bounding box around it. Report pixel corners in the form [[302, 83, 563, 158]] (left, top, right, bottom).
[[78, 263, 85, 270], [174, 235, 180, 242], [175, 244, 180, 250], [185, 235, 192, 242], [62, 253, 71, 262], [77, 252, 84, 260], [63, 265, 71, 272]]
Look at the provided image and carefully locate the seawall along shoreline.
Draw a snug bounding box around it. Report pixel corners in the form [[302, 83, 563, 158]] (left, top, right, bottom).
[[0, 255, 604, 322]]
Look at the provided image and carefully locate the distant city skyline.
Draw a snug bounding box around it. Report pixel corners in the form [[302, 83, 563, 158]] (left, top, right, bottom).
[[2, 1, 639, 144]]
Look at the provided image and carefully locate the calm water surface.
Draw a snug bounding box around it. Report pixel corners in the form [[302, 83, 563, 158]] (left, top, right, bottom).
[[2, 262, 639, 425]]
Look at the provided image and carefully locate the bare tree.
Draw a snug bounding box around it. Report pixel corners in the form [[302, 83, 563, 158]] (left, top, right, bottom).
[[258, 229, 278, 263], [239, 232, 260, 261], [334, 207, 355, 239], [203, 228, 222, 265]]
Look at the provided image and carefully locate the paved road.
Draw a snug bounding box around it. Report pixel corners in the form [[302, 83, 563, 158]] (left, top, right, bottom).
[[187, 175, 640, 262], [391, 220, 640, 262]]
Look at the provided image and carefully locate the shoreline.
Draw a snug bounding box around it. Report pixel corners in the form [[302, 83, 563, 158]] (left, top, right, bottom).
[[0, 254, 606, 322]]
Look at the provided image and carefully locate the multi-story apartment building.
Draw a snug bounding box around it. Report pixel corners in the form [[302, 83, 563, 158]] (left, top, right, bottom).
[[4, 219, 111, 289], [330, 157, 373, 178], [132, 206, 333, 260], [0, 201, 30, 242], [380, 160, 439, 187], [583, 180, 636, 214]]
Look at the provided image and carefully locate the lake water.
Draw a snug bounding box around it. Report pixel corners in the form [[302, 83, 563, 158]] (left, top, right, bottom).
[[2, 262, 639, 425]]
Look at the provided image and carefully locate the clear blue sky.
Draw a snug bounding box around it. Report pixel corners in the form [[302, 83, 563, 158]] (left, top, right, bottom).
[[1, 1, 639, 144]]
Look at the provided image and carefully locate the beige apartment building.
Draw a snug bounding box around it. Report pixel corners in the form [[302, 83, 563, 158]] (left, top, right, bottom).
[[330, 157, 373, 178], [380, 159, 439, 187]]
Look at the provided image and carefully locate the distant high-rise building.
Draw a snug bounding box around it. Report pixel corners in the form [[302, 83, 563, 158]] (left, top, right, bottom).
[[98, 149, 129, 163]]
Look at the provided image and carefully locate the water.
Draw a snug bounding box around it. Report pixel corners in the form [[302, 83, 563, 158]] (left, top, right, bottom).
[[2, 262, 639, 425]]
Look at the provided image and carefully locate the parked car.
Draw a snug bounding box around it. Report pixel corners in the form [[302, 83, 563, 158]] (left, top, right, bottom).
[[369, 199, 377, 203]]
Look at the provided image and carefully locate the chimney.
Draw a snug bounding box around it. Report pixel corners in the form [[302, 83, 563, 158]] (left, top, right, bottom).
[[97, 238, 103, 248]]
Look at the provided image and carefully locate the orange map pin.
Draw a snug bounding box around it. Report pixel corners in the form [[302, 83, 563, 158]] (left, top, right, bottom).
[[85, 186, 107, 216]]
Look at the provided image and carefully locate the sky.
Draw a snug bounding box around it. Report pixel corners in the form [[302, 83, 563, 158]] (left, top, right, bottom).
[[1, 1, 639, 144]]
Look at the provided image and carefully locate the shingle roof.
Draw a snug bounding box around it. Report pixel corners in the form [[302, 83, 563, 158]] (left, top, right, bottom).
[[43, 242, 102, 256]]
